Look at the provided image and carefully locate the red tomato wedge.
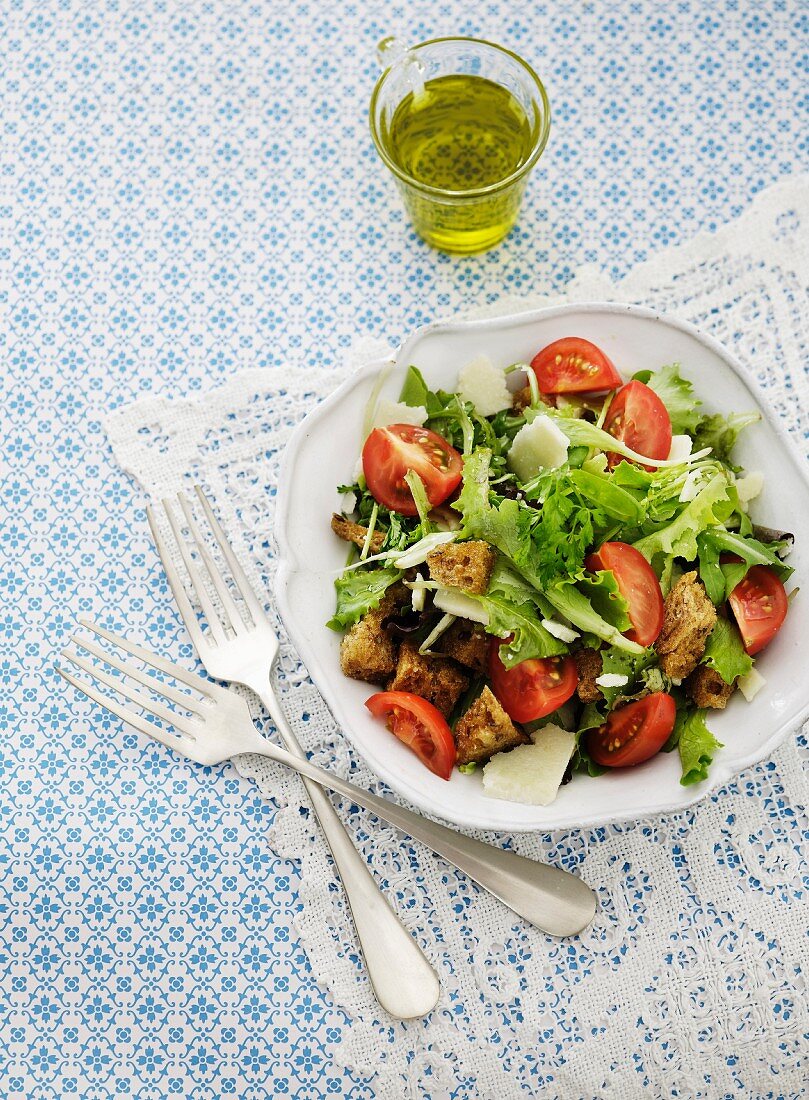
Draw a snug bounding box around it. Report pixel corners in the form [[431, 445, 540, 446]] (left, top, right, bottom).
[[530, 337, 623, 395], [728, 565, 788, 655], [603, 380, 672, 469], [585, 541, 665, 646], [362, 424, 463, 516], [365, 691, 456, 780], [488, 639, 578, 724], [587, 692, 676, 769]]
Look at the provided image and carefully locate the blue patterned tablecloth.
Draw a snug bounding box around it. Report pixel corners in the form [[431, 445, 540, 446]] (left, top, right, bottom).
[[1, 2, 807, 1097]]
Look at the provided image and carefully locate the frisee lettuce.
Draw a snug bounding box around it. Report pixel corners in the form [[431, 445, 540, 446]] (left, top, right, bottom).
[[403, 469, 434, 534], [454, 449, 593, 586], [692, 411, 760, 468], [327, 567, 402, 631], [632, 473, 731, 565], [576, 570, 632, 632], [671, 708, 724, 786], [633, 363, 703, 435], [454, 450, 644, 652]]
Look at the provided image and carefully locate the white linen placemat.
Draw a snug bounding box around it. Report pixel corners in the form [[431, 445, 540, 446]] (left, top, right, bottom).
[[105, 176, 809, 1098]]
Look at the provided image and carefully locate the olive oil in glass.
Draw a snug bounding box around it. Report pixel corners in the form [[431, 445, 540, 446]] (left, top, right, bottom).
[[370, 39, 550, 253], [382, 75, 534, 193]]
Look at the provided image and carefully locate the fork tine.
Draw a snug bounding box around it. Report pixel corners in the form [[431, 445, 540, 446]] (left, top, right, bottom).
[[160, 499, 229, 645], [77, 618, 225, 699], [58, 666, 192, 755], [62, 647, 200, 737], [177, 493, 249, 635], [74, 633, 210, 717], [147, 504, 208, 654], [194, 486, 266, 626]]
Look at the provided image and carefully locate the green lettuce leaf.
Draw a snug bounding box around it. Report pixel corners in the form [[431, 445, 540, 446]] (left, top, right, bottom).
[[610, 461, 654, 489], [632, 473, 731, 564], [572, 704, 608, 776], [379, 510, 421, 553], [399, 365, 431, 408], [399, 365, 451, 418], [633, 363, 702, 435], [568, 469, 644, 524], [455, 449, 595, 587], [399, 367, 484, 456], [544, 582, 645, 654], [702, 528, 793, 588], [595, 645, 657, 705], [674, 707, 724, 786], [476, 562, 566, 668], [692, 411, 760, 466], [577, 571, 632, 632], [701, 618, 753, 684], [454, 450, 644, 653], [696, 530, 725, 604], [636, 666, 672, 698], [327, 567, 401, 631]]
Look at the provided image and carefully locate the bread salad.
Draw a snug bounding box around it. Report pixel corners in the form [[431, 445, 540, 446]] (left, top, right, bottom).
[[327, 337, 794, 806]]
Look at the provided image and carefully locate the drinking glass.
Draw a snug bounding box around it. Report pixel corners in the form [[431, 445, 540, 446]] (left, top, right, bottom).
[[369, 37, 551, 254]]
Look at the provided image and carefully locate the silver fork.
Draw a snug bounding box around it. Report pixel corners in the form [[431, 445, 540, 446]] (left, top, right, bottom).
[[144, 487, 439, 1020], [60, 622, 597, 941]]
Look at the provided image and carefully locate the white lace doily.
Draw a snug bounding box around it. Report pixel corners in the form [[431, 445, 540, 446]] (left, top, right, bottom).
[[105, 177, 809, 1098]]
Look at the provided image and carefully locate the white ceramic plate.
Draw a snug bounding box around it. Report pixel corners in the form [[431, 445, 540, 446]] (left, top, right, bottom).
[[275, 303, 809, 831]]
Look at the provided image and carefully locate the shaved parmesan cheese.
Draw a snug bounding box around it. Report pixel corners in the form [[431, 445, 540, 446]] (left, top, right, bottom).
[[482, 724, 576, 806], [432, 584, 489, 625], [667, 434, 693, 463], [352, 455, 364, 483], [595, 672, 629, 688], [457, 355, 512, 416], [735, 471, 764, 505], [370, 399, 428, 432], [541, 618, 580, 643], [410, 577, 428, 612], [391, 531, 455, 569], [738, 667, 766, 702], [340, 490, 357, 513], [507, 415, 570, 482]]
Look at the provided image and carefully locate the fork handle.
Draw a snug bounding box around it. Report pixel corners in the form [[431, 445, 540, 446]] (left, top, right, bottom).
[[252, 686, 440, 1019], [245, 733, 597, 938]]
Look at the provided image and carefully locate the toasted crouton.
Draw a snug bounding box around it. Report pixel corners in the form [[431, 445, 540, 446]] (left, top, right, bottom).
[[331, 513, 384, 554], [513, 385, 533, 413], [655, 571, 717, 680], [437, 619, 489, 673], [388, 642, 469, 717], [454, 686, 529, 766], [686, 665, 736, 709], [426, 541, 496, 595], [574, 648, 603, 703], [340, 613, 397, 685], [339, 585, 406, 685], [513, 386, 555, 413]]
